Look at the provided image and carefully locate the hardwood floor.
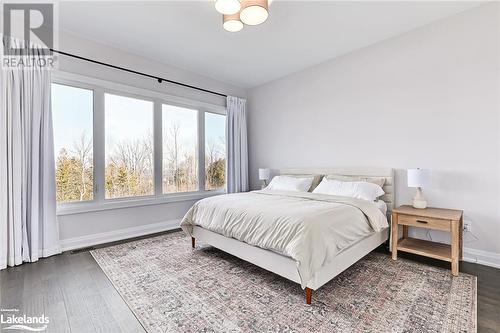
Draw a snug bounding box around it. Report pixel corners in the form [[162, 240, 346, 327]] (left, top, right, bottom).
[[1, 232, 499, 333], [0, 249, 145, 333]]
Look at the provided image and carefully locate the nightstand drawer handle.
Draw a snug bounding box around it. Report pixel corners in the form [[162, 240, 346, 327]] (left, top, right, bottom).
[[416, 219, 428, 224]]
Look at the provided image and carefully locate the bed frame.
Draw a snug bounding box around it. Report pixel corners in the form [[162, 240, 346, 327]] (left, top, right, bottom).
[[191, 167, 395, 304]]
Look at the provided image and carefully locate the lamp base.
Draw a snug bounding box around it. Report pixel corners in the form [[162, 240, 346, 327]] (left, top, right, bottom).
[[412, 199, 427, 209], [261, 180, 267, 190], [412, 187, 427, 209]]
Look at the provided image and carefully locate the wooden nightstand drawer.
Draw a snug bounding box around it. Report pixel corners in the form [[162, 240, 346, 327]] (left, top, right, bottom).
[[398, 214, 451, 231]]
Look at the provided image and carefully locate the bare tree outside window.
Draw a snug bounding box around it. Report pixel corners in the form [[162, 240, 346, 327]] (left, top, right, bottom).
[[52, 83, 94, 203], [205, 112, 226, 190], [163, 105, 198, 193], [105, 93, 154, 199]]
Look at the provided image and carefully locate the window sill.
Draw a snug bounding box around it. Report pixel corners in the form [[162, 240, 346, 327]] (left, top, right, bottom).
[[56, 190, 225, 216]]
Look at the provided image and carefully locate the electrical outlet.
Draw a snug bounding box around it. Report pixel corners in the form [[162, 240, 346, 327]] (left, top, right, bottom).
[[463, 222, 472, 232]]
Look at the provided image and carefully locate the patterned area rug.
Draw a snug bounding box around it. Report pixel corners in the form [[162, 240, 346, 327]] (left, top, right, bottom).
[[91, 232, 476, 333]]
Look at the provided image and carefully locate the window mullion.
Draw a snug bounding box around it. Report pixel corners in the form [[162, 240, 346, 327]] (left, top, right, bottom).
[[93, 88, 105, 203], [154, 100, 163, 196], [198, 110, 205, 191]]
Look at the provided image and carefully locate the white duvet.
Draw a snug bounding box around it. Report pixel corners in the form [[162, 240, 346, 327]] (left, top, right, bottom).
[[181, 190, 388, 288]]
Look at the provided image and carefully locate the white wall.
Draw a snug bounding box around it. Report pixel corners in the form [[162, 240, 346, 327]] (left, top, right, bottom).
[[247, 4, 500, 266], [56, 31, 247, 249]]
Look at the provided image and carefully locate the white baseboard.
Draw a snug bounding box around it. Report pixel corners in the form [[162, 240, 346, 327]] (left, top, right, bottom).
[[60, 219, 181, 252], [463, 247, 500, 269]]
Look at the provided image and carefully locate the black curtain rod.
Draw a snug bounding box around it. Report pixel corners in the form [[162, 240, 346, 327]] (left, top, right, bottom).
[[50, 49, 228, 98]]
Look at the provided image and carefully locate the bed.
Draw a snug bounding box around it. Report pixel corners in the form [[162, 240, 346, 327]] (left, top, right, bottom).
[[181, 167, 395, 304]]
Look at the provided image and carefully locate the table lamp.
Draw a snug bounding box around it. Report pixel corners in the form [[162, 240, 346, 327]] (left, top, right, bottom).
[[259, 168, 271, 189], [407, 168, 430, 209]]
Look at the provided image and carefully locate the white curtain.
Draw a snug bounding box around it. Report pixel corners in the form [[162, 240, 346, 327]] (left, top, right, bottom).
[[226, 96, 249, 193], [0, 37, 61, 270]]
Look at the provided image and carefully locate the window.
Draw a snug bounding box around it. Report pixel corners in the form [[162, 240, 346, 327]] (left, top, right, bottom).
[[162, 105, 198, 193], [205, 112, 226, 190], [105, 93, 154, 199], [52, 83, 94, 203], [52, 74, 227, 213]]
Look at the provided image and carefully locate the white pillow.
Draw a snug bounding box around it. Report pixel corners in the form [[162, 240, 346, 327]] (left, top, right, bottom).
[[266, 175, 314, 192], [312, 178, 385, 201]]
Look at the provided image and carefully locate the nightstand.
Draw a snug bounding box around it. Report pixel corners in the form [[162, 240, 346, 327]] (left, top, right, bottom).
[[391, 205, 463, 276]]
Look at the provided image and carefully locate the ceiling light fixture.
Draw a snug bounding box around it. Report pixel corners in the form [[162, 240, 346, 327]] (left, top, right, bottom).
[[223, 13, 244, 32], [240, 0, 268, 26], [214, 0, 241, 15]]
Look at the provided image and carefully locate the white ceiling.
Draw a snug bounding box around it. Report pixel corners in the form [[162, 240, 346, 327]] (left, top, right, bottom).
[[59, 1, 482, 88]]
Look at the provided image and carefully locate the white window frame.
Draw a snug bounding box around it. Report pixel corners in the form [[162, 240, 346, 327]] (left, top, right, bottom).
[[53, 71, 227, 216]]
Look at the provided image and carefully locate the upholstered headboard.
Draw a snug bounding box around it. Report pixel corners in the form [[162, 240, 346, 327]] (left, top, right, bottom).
[[278, 167, 395, 213]]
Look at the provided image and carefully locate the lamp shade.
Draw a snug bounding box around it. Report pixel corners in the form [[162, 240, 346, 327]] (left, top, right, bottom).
[[258, 168, 271, 180], [215, 0, 241, 15], [240, 0, 269, 26], [223, 13, 243, 32], [407, 168, 430, 188]]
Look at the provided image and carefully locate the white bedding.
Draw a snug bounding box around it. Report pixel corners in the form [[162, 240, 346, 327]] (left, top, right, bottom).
[[375, 200, 388, 215], [181, 190, 388, 288]]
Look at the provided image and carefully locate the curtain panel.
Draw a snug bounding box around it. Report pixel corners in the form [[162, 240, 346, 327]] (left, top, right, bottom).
[[0, 36, 60, 269], [226, 96, 249, 193]]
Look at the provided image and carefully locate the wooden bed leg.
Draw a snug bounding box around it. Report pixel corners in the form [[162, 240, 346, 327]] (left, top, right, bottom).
[[191, 237, 195, 248], [305, 288, 312, 305]]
